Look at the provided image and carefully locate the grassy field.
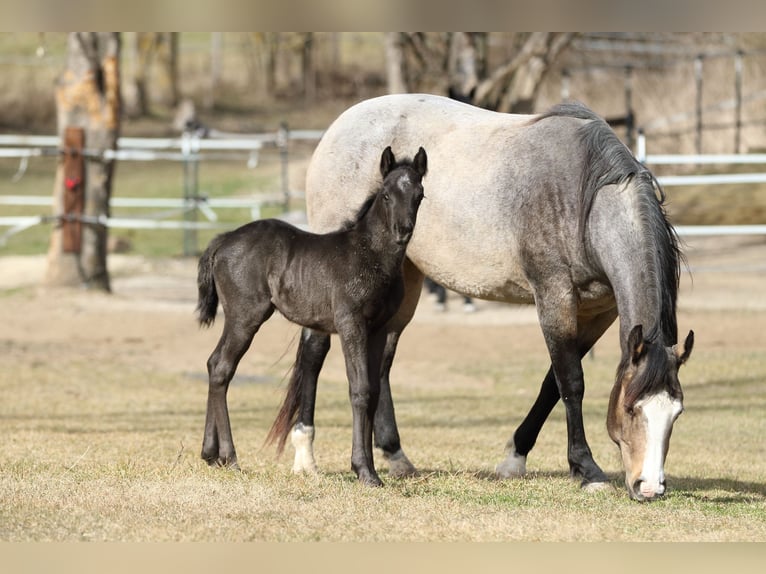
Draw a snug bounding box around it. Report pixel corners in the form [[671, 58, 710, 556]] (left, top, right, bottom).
[[0, 236, 765, 541]]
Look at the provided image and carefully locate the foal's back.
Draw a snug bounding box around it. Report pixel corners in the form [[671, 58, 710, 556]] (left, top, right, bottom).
[[210, 218, 354, 333]]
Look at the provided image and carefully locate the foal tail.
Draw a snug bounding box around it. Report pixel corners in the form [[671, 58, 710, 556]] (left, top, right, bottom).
[[195, 235, 225, 327], [264, 363, 305, 455]]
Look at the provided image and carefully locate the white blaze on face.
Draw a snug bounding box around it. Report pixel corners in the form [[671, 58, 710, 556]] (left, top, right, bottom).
[[635, 391, 683, 497]]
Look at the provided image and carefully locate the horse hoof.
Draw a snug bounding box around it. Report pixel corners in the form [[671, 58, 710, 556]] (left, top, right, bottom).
[[384, 449, 418, 478], [359, 474, 384, 487], [495, 449, 527, 478], [207, 457, 240, 471], [581, 481, 614, 493]]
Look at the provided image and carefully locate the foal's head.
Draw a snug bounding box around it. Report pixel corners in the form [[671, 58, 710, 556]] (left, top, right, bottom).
[[377, 146, 427, 245], [607, 324, 694, 501]]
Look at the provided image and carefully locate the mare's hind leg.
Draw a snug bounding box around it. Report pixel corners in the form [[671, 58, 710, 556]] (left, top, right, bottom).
[[496, 307, 617, 489], [202, 303, 274, 468], [374, 258, 423, 477]]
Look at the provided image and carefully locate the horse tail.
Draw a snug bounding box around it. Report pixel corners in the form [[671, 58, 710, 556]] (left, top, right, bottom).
[[195, 235, 226, 327], [264, 363, 304, 455]]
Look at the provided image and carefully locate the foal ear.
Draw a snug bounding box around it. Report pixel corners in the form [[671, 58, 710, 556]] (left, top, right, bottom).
[[380, 146, 396, 177], [628, 324, 646, 364], [413, 146, 428, 178], [675, 330, 694, 366]]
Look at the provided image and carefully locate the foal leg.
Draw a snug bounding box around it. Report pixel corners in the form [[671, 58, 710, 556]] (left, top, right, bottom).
[[374, 259, 424, 477], [374, 330, 417, 477], [202, 304, 274, 468], [290, 328, 331, 474], [338, 322, 381, 486]]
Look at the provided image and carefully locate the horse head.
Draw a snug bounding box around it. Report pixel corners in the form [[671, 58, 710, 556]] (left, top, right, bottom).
[[607, 324, 694, 501], [378, 146, 427, 245]]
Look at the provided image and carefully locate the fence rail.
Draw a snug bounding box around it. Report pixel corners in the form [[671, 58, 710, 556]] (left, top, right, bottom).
[[3, 129, 766, 251], [0, 127, 323, 251]]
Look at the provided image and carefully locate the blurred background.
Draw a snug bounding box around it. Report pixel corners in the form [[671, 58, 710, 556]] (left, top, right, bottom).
[[2, 32, 766, 263]]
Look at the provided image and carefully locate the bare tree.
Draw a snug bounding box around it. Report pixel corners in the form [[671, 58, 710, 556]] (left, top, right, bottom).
[[45, 33, 121, 291], [385, 32, 409, 93], [383, 32, 574, 112], [474, 33, 574, 112], [130, 32, 179, 115]]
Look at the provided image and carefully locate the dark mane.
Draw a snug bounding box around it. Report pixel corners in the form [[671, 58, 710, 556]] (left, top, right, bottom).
[[536, 101, 684, 345], [617, 342, 683, 410], [339, 193, 377, 231]]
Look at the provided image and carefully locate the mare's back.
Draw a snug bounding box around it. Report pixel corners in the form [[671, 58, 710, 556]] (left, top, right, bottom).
[[305, 94, 589, 298]]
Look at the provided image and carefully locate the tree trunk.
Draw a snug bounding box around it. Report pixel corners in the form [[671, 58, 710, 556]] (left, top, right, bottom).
[[302, 33, 316, 103], [474, 32, 574, 112], [384, 32, 408, 94], [130, 33, 178, 115], [154, 32, 179, 108], [45, 32, 121, 292], [132, 32, 154, 116]]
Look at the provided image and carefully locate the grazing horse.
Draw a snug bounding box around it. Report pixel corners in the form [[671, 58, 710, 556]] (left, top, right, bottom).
[[267, 94, 695, 501], [197, 146, 428, 486]]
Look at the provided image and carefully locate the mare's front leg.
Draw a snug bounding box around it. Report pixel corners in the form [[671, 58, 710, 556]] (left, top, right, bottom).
[[497, 308, 617, 489], [202, 306, 273, 469], [505, 284, 608, 488], [338, 320, 382, 486]]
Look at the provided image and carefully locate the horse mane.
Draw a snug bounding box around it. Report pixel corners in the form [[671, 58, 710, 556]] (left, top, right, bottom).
[[617, 341, 683, 410], [339, 193, 377, 231], [535, 101, 683, 345]]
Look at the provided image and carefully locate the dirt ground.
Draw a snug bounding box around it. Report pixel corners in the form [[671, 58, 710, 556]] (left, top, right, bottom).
[[0, 233, 763, 448], [1, 234, 765, 386]]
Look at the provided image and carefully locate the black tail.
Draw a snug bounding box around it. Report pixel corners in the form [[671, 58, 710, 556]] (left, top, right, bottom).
[[196, 237, 223, 327]]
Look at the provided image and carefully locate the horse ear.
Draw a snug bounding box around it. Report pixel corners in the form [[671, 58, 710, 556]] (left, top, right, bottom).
[[628, 324, 645, 364], [380, 146, 395, 177], [675, 330, 694, 367], [413, 146, 428, 178]]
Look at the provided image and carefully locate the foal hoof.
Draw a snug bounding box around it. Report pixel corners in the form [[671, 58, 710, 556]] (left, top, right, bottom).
[[205, 457, 240, 471], [384, 449, 418, 478], [359, 474, 384, 487]]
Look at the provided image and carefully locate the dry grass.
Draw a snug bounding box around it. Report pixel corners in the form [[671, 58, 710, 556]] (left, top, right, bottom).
[[1, 237, 765, 541]]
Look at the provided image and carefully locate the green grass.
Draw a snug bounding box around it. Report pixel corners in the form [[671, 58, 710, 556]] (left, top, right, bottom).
[[1, 146, 307, 257], [0, 283, 764, 541]]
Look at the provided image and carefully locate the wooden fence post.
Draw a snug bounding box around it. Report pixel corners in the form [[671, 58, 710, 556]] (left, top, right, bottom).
[[62, 127, 85, 253]]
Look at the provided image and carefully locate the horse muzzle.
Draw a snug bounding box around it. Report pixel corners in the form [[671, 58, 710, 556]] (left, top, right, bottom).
[[629, 478, 666, 502]]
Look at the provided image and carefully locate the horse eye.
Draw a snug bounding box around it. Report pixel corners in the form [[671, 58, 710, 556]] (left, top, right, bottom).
[[383, 193, 390, 201]]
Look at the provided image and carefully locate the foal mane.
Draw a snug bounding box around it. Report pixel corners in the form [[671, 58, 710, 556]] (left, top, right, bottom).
[[535, 102, 684, 346]]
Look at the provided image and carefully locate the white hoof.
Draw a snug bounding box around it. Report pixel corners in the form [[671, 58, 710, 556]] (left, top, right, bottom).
[[384, 449, 418, 478], [290, 424, 318, 474], [495, 448, 527, 479]]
